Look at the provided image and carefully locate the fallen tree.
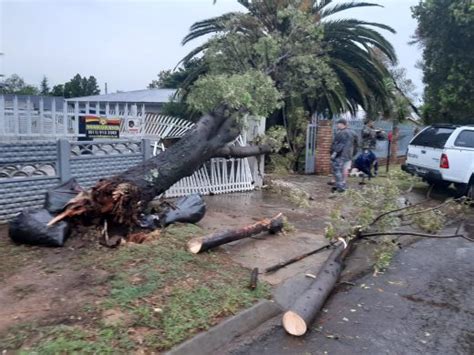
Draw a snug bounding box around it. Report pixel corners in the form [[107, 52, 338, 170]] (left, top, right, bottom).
[[48, 70, 282, 234], [48, 106, 273, 233]]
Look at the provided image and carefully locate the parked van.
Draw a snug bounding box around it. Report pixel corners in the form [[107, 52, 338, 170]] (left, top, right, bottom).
[[402, 124, 474, 199]]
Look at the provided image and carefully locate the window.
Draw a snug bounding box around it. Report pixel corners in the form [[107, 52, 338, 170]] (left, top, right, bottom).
[[411, 126, 455, 149], [454, 130, 474, 148]]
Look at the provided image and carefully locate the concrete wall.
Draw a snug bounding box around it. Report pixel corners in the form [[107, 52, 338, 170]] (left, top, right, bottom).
[[0, 139, 151, 223]]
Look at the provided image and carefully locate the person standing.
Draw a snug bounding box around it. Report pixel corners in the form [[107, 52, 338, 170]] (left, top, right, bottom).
[[361, 119, 385, 177], [330, 118, 355, 192]]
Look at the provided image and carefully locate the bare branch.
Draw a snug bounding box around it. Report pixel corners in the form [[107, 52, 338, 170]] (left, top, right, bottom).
[[369, 199, 428, 227], [361, 231, 473, 242], [369, 198, 459, 227]]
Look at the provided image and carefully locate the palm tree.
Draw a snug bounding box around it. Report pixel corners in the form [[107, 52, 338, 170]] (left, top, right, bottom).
[[181, 0, 397, 116]]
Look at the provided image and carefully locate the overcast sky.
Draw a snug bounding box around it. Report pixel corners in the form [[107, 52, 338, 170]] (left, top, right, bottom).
[[0, 0, 422, 98]]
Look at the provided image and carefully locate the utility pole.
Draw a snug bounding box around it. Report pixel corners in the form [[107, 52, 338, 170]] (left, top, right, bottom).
[[0, 52, 4, 91], [104, 82, 108, 94]]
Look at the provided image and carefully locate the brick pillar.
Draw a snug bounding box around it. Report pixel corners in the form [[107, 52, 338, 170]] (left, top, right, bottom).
[[315, 120, 333, 175], [390, 126, 399, 163]]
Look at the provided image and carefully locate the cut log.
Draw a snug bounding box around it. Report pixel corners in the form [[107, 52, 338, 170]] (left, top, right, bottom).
[[264, 242, 334, 273], [187, 213, 284, 254], [249, 267, 259, 290], [282, 242, 346, 336]]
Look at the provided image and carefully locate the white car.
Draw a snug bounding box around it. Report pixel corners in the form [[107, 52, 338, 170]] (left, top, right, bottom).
[[402, 124, 474, 199]]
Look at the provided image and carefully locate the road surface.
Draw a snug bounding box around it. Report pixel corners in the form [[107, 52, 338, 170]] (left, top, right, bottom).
[[230, 220, 474, 355]]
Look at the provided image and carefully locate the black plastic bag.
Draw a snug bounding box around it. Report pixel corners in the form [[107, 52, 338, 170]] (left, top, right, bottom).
[[138, 213, 161, 229], [9, 209, 70, 247], [44, 178, 83, 214], [160, 194, 206, 227]]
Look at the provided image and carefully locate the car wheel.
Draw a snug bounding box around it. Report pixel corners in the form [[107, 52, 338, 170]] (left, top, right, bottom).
[[466, 183, 474, 200]]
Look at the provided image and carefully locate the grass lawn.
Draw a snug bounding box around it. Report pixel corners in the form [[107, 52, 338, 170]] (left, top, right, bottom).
[[0, 223, 270, 353]]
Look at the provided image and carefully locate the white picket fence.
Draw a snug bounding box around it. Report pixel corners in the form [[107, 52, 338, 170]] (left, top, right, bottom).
[[143, 113, 194, 139], [149, 118, 255, 197]]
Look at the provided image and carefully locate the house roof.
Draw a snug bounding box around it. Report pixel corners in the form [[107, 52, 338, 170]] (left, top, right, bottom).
[[67, 89, 176, 103]]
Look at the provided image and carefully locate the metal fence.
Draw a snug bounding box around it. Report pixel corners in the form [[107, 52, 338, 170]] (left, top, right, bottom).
[[332, 120, 419, 158], [0, 94, 146, 141], [0, 139, 151, 223]]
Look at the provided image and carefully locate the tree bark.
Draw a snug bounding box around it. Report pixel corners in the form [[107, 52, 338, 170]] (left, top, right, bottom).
[[187, 213, 284, 254], [48, 107, 272, 228], [282, 240, 354, 336]]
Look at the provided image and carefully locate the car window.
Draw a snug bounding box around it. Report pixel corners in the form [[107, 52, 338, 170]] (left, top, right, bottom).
[[454, 130, 474, 148], [410, 127, 455, 149]]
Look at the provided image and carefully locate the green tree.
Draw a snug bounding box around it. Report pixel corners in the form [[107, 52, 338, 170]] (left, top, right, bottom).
[[40, 76, 50, 96], [366, 49, 419, 122], [148, 59, 206, 121], [412, 0, 474, 124], [182, 0, 396, 169], [62, 74, 100, 98], [148, 59, 205, 89], [50, 84, 65, 97], [183, 0, 396, 116], [1, 74, 39, 95]]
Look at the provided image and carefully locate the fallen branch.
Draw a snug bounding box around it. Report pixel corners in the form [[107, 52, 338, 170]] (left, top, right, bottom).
[[249, 267, 259, 290], [369, 199, 427, 226], [264, 242, 335, 273], [361, 231, 473, 242], [187, 213, 284, 254]]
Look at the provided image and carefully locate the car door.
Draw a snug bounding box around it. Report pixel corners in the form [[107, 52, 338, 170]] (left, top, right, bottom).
[[442, 129, 474, 183]]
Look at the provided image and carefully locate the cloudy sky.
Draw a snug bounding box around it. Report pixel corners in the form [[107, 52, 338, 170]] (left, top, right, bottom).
[[0, 0, 422, 97]]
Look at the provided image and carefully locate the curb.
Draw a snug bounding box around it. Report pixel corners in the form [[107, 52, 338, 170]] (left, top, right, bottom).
[[166, 300, 282, 355]]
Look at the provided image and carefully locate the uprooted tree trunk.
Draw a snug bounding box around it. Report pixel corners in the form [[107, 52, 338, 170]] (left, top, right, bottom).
[[49, 106, 272, 229]]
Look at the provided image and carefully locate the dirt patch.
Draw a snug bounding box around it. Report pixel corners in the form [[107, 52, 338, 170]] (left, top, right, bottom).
[[0, 222, 269, 352], [0, 224, 110, 334]]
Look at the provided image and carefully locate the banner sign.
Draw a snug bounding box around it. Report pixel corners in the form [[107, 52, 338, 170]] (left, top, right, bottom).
[[85, 116, 120, 139]]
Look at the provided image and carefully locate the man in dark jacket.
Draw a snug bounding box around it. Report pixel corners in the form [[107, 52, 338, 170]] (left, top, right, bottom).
[[330, 118, 356, 192], [361, 119, 386, 177]]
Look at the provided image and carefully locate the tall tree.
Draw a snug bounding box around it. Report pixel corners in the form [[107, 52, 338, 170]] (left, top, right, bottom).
[[412, 0, 474, 124], [181, 0, 396, 169], [1, 74, 39, 95], [148, 59, 205, 89], [366, 49, 419, 122], [182, 0, 396, 116], [62, 74, 101, 98], [40, 76, 50, 96], [50, 84, 65, 97]]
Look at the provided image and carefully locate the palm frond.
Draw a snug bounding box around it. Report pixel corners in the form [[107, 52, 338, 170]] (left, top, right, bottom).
[[178, 43, 210, 67], [319, 2, 381, 18], [183, 13, 238, 44]]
